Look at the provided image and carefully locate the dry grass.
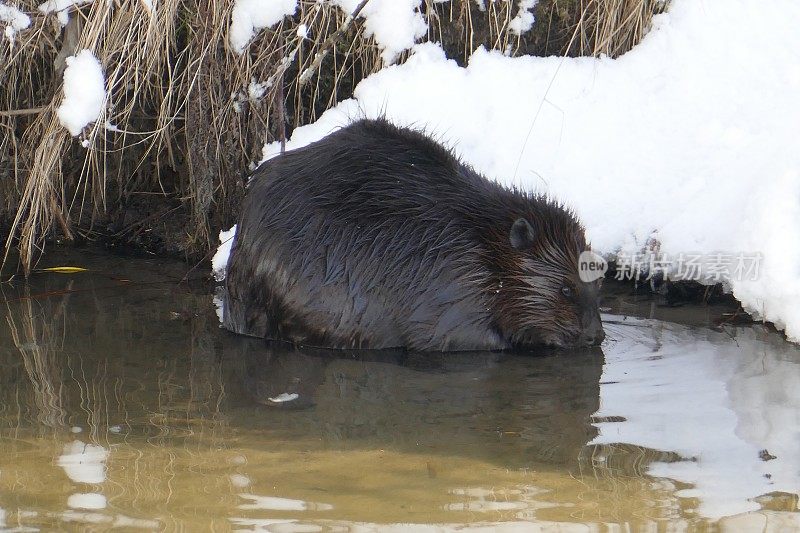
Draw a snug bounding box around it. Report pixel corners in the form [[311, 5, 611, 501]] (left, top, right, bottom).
[[0, 0, 664, 275], [564, 0, 666, 57]]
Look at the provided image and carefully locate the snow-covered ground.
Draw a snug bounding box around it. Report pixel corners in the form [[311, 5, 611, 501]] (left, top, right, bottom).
[[215, 0, 800, 343]]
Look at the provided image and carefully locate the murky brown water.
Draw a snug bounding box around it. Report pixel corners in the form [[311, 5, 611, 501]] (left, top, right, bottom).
[[0, 248, 798, 531]]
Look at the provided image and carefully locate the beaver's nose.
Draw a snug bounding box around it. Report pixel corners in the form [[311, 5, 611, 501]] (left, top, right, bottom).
[[581, 326, 605, 346]]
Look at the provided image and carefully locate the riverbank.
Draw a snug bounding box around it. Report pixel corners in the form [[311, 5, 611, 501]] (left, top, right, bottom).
[[1, 0, 662, 274]]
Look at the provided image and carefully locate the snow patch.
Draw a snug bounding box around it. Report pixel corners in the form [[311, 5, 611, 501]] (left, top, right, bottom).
[[508, 0, 537, 35], [229, 0, 298, 54], [212, 225, 237, 281], [334, 0, 427, 64], [57, 50, 106, 137], [38, 0, 93, 25], [0, 1, 30, 46], [248, 80, 270, 101]]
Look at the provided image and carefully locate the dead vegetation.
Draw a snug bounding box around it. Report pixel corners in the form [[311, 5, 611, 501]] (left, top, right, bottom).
[[0, 0, 665, 275]]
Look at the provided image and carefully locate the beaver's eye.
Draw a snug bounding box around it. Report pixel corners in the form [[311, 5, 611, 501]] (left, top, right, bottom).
[[561, 286, 574, 300]]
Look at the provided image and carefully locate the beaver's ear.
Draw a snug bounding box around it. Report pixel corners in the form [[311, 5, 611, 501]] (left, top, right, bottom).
[[509, 218, 535, 250]]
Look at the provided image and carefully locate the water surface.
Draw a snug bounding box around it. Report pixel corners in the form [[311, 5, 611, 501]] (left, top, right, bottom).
[[0, 248, 797, 531]]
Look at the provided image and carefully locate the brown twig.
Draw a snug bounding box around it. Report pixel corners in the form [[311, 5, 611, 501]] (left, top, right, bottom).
[[0, 107, 46, 117], [276, 29, 287, 153], [298, 0, 370, 86]]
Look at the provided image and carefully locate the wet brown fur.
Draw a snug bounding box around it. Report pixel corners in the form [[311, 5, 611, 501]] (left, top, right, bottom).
[[223, 118, 603, 351]]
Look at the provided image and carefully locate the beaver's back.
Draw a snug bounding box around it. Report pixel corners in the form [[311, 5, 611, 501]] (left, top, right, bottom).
[[257, 119, 504, 224]]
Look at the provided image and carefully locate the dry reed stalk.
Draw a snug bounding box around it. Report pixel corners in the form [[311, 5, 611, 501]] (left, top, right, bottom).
[[425, 0, 665, 63], [567, 0, 666, 58]]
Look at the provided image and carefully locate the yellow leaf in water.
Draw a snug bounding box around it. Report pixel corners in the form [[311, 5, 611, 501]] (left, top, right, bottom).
[[37, 267, 89, 274]]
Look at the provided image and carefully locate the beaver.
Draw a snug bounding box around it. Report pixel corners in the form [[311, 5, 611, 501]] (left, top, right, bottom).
[[223, 118, 604, 351]]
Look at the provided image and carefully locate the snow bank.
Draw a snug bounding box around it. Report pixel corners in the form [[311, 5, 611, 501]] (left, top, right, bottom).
[[0, 1, 30, 45], [335, 0, 427, 64], [57, 50, 106, 137], [229, 0, 297, 54], [214, 0, 799, 342]]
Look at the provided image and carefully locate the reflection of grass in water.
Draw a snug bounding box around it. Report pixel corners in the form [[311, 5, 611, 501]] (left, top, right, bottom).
[[0, 276, 235, 527], [6, 287, 68, 430], [0, 429, 688, 529], [0, 395, 709, 528], [142, 319, 229, 482], [566, 442, 703, 524], [3, 273, 230, 437], [0, 337, 693, 529]]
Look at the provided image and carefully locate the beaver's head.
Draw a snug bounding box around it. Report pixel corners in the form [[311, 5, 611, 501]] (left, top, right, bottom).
[[493, 206, 604, 349]]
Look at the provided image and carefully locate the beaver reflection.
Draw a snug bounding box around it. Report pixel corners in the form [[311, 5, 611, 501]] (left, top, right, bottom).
[[227, 337, 604, 468]]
